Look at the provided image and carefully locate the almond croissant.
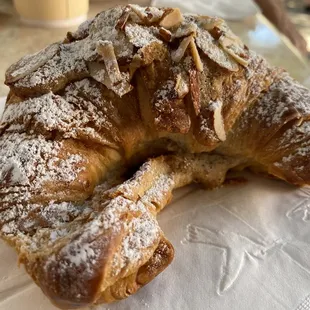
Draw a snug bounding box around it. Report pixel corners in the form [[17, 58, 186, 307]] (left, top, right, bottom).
[[0, 5, 310, 309]]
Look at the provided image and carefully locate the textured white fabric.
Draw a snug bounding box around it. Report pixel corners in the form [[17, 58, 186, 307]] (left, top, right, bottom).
[[151, 0, 260, 20], [297, 295, 310, 310]]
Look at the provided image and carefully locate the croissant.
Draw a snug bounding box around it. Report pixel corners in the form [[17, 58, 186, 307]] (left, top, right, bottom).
[[1, 4, 310, 309]]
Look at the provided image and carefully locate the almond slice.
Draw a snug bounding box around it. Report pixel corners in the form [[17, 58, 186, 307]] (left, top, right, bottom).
[[217, 24, 249, 66], [129, 4, 148, 22], [189, 69, 200, 115], [175, 74, 189, 98], [66, 18, 94, 42], [195, 28, 239, 72], [171, 35, 203, 71], [116, 6, 131, 30], [111, 78, 133, 97], [87, 61, 132, 97], [96, 40, 122, 84], [129, 54, 143, 79], [159, 8, 183, 29], [201, 17, 224, 31], [159, 27, 172, 42], [87, 61, 107, 84], [219, 35, 249, 67], [174, 22, 197, 38], [129, 5, 164, 25], [171, 35, 192, 63], [189, 39, 203, 72], [144, 7, 165, 23], [209, 100, 226, 141]]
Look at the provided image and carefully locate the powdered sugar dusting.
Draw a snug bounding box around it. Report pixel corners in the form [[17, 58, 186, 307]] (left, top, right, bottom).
[[7, 5, 249, 102], [10, 7, 133, 94], [120, 209, 159, 268], [42, 161, 174, 283], [273, 74, 310, 116], [253, 73, 310, 128], [43, 194, 160, 285], [2, 93, 79, 132], [195, 28, 238, 71], [0, 133, 86, 189], [269, 122, 310, 154], [125, 23, 160, 48], [0, 201, 91, 237], [2, 81, 118, 147], [274, 143, 310, 174], [154, 81, 174, 105], [140, 174, 175, 210], [15, 44, 88, 89]]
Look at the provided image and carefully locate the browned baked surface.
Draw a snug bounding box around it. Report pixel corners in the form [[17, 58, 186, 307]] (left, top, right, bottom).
[[1, 5, 310, 309]]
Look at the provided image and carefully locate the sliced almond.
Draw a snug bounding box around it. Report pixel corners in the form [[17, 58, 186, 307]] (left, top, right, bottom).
[[125, 23, 161, 48], [209, 100, 226, 141], [171, 35, 203, 71], [171, 35, 193, 63], [159, 8, 183, 29], [159, 27, 172, 42], [111, 78, 133, 97], [129, 4, 148, 22], [219, 35, 249, 67], [189, 39, 203, 72], [175, 74, 189, 98], [66, 18, 94, 42], [201, 17, 224, 31], [96, 40, 122, 84], [195, 28, 239, 72], [87, 61, 132, 97], [174, 22, 197, 38], [87, 61, 107, 84], [144, 7, 165, 23], [116, 6, 131, 30], [217, 24, 249, 66], [129, 5, 164, 25], [219, 32, 240, 47], [296, 117, 303, 127], [113, 31, 134, 60], [189, 69, 200, 115], [129, 54, 143, 79]]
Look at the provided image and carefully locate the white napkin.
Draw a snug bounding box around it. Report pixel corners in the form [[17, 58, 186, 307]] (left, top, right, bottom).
[[0, 101, 310, 310], [151, 0, 260, 20], [0, 97, 5, 117]]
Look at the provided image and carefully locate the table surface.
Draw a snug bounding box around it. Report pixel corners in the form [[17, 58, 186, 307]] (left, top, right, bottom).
[[0, 0, 309, 97]]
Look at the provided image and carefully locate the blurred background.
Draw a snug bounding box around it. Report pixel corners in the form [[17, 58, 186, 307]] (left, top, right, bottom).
[[0, 0, 309, 97]]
